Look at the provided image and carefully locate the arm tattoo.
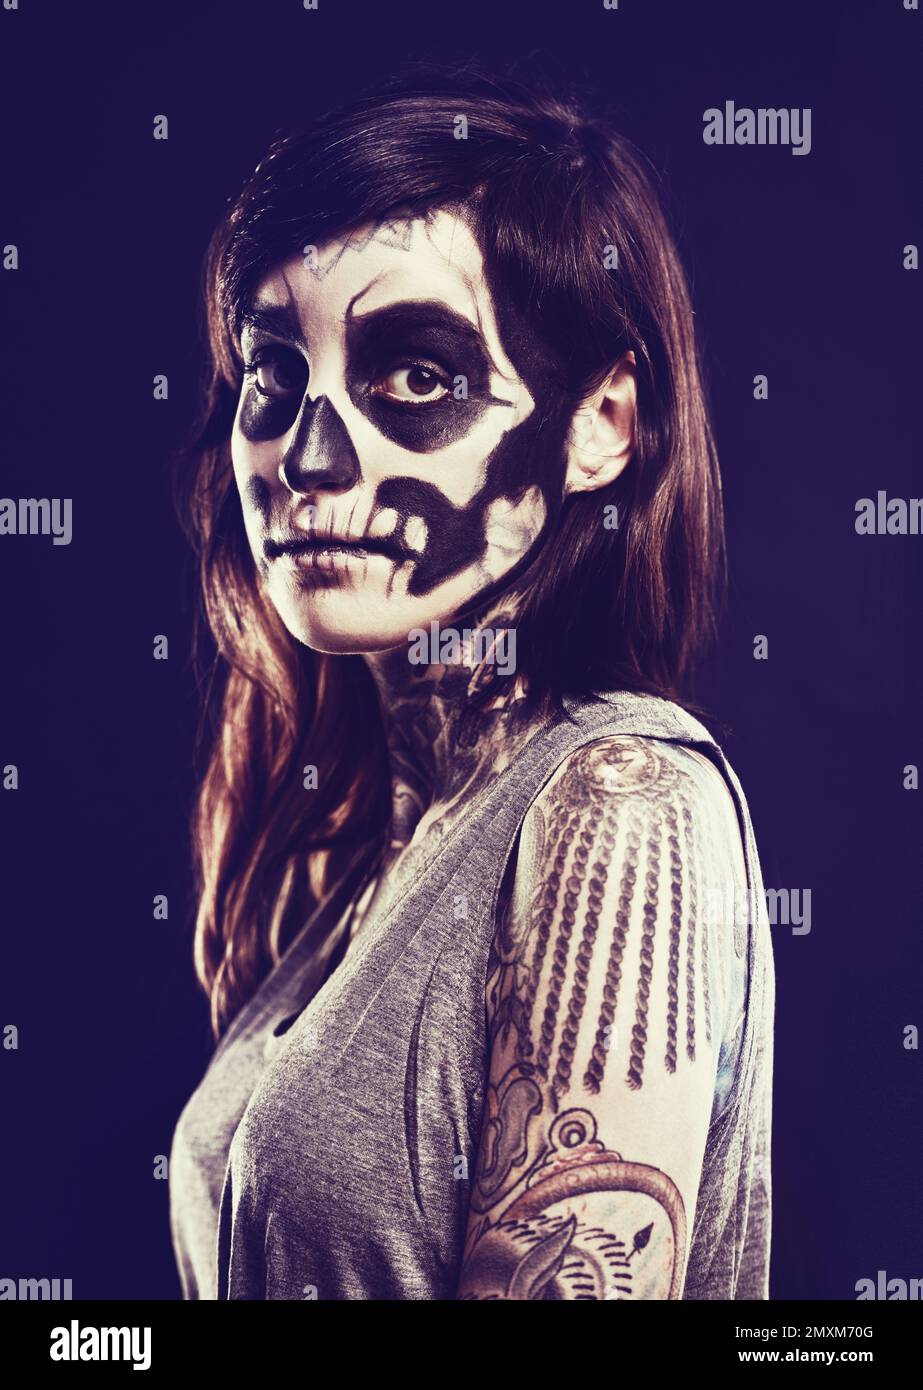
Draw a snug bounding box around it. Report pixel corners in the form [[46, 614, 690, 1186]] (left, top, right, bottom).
[[457, 736, 743, 1300]]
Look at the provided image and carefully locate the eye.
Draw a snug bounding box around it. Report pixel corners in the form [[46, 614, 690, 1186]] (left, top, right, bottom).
[[371, 362, 450, 405], [244, 348, 308, 400]]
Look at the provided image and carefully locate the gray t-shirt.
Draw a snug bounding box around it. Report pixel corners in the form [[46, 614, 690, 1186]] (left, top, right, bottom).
[[169, 690, 774, 1299]]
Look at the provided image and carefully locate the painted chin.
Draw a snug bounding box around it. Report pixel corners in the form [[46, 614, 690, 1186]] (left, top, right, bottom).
[[263, 552, 516, 655]]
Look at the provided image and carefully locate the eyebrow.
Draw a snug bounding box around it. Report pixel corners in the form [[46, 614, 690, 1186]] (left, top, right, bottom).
[[347, 291, 479, 336], [241, 295, 500, 373], [239, 301, 305, 345], [347, 298, 499, 370]]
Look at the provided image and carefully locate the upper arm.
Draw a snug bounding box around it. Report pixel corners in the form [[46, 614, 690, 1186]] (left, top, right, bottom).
[[456, 735, 747, 1301]]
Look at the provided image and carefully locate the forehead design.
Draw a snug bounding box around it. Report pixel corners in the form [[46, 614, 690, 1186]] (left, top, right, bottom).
[[267, 208, 526, 383]]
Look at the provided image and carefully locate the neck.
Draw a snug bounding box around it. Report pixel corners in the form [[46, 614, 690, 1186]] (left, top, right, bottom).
[[363, 602, 543, 853]]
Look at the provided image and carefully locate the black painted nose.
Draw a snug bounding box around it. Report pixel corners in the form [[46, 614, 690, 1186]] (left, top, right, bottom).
[[279, 394, 361, 495]]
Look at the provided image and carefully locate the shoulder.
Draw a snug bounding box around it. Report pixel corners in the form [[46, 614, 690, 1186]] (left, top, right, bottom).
[[534, 732, 730, 812], [521, 734, 746, 890]]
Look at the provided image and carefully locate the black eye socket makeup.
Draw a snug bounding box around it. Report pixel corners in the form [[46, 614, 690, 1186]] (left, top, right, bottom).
[[345, 298, 514, 454], [238, 341, 310, 441], [245, 346, 310, 400], [236, 301, 312, 441], [237, 295, 517, 450]]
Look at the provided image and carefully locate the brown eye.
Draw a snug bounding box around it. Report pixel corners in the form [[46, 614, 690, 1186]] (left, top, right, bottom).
[[373, 363, 449, 404], [249, 350, 308, 399]]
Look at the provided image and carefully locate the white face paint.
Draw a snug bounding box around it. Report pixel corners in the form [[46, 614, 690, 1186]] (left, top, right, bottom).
[[230, 209, 555, 654]]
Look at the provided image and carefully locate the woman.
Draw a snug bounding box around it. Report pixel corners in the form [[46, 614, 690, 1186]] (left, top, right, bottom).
[[169, 65, 775, 1301]]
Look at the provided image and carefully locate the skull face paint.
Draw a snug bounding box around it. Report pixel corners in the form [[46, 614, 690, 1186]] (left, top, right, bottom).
[[230, 209, 572, 653]]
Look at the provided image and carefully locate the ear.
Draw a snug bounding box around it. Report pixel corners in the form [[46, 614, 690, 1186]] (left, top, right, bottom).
[[563, 350, 637, 496]]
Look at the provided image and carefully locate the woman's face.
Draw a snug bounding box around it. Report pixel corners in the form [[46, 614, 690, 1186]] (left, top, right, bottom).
[[230, 208, 569, 652]]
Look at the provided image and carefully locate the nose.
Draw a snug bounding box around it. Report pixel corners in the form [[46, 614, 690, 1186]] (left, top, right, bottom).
[[279, 394, 361, 496]]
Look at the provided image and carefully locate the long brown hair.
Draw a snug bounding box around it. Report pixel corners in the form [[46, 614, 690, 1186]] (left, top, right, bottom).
[[174, 64, 726, 1041]]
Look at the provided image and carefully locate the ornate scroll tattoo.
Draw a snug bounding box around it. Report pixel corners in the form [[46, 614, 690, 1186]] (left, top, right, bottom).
[[459, 1093, 686, 1300], [459, 736, 739, 1300]]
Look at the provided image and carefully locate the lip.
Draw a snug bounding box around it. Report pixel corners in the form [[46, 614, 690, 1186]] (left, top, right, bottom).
[[289, 545, 379, 574], [265, 534, 409, 565]]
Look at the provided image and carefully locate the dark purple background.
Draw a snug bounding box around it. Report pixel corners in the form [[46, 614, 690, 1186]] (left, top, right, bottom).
[[1, 0, 920, 1299]]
